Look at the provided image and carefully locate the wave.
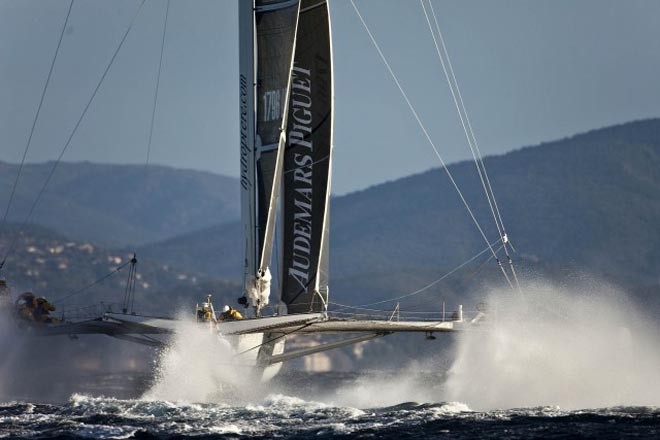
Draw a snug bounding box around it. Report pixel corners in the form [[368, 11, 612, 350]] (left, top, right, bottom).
[[1, 394, 657, 439]]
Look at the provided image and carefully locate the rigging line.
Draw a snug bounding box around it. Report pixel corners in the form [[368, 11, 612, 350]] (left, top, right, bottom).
[[429, 0, 520, 270], [463, 243, 503, 282], [328, 309, 459, 317], [331, 237, 501, 311], [350, 0, 514, 290], [424, 0, 521, 293], [329, 304, 461, 315], [122, 262, 132, 310], [348, 1, 510, 288], [52, 260, 132, 305], [508, 254, 523, 294], [329, 243, 507, 315], [430, 4, 508, 253], [274, 211, 281, 298], [330, 307, 435, 314], [0, 0, 74, 237], [123, 255, 138, 312], [0, 0, 147, 267], [130, 260, 138, 313], [420, 0, 503, 244], [145, 0, 170, 171]]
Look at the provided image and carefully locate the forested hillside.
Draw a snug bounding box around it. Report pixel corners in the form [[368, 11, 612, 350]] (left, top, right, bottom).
[[0, 162, 239, 246], [142, 119, 660, 310]]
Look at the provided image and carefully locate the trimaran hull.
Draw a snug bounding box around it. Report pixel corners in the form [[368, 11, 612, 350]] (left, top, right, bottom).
[[12, 0, 483, 384], [32, 311, 466, 382]]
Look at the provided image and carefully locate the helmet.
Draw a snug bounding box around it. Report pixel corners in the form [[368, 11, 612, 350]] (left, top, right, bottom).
[[222, 305, 230, 312]]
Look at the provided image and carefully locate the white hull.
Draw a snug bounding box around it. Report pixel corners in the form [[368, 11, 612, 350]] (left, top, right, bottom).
[[223, 332, 286, 383], [36, 311, 467, 382]]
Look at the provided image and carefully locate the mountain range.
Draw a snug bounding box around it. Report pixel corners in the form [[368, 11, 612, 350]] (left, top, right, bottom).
[[0, 162, 239, 247], [1, 119, 659, 315], [139, 119, 660, 310]]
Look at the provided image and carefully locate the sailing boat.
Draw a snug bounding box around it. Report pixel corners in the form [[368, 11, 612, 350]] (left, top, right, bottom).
[[238, 0, 333, 318], [34, 0, 479, 382]]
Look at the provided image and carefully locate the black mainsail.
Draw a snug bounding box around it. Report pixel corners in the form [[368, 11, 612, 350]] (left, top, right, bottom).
[[239, 0, 333, 316], [239, 0, 301, 314], [281, 0, 333, 314]]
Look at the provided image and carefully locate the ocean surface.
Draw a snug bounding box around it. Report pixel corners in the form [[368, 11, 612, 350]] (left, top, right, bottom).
[[2, 284, 660, 438], [1, 372, 659, 439]]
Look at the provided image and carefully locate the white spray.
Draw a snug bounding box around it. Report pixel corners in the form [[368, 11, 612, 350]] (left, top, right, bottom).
[[142, 279, 660, 411], [143, 316, 242, 404], [445, 279, 660, 410]]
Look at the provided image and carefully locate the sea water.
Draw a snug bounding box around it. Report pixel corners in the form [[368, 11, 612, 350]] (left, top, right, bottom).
[[1, 279, 659, 439]]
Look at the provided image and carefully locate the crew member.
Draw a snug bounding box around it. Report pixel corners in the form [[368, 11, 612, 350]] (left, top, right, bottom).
[[14, 292, 58, 325], [196, 303, 213, 322], [15, 292, 37, 322], [220, 305, 244, 321], [33, 297, 57, 324]]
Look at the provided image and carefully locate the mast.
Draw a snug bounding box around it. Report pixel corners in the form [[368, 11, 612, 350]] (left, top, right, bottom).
[[280, 0, 334, 314], [239, 0, 257, 310], [239, 0, 301, 316]]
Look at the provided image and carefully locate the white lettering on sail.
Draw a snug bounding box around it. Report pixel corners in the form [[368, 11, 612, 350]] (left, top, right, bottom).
[[263, 89, 281, 122], [288, 65, 314, 291]]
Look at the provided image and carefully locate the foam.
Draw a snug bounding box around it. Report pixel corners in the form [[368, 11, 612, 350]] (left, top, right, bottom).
[[444, 279, 660, 410]]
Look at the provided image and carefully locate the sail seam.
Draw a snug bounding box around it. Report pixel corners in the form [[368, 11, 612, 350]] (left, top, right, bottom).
[[255, 0, 300, 13], [300, 1, 326, 13]]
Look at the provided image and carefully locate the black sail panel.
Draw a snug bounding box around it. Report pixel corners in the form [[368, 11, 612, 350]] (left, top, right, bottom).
[[255, 0, 300, 264], [281, 0, 333, 314]]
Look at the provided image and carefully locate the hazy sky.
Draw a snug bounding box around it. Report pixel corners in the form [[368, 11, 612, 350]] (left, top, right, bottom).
[[1, 0, 659, 194]]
